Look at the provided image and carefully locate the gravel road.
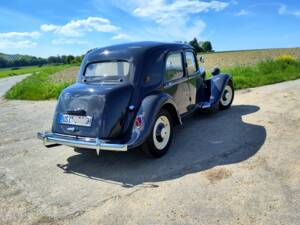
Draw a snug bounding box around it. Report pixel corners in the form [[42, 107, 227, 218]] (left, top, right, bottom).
[[0, 77, 299, 225], [0, 74, 30, 97]]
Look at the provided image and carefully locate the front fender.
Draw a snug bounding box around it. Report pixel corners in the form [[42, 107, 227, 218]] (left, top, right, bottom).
[[207, 74, 233, 107], [127, 92, 180, 149]]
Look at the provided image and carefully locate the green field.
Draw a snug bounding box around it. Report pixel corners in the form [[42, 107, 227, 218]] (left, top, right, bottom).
[[0, 65, 63, 78], [3, 48, 300, 100]]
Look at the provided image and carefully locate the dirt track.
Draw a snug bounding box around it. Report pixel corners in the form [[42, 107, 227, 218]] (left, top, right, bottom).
[[0, 77, 299, 225]]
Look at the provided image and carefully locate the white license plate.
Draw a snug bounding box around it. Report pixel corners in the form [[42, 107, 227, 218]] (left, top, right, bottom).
[[60, 114, 92, 127]]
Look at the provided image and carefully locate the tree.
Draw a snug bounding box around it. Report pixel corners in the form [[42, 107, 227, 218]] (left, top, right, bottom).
[[72, 55, 84, 64], [202, 41, 213, 52], [188, 38, 204, 52], [65, 55, 74, 64], [0, 57, 8, 68], [61, 55, 68, 64]]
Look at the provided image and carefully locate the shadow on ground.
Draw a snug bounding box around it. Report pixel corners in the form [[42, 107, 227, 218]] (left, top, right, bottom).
[[57, 105, 266, 187]]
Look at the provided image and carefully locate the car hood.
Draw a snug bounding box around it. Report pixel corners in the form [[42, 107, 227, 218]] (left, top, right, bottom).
[[52, 82, 133, 139]]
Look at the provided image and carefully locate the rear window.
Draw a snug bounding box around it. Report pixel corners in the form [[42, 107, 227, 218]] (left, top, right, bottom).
[[85, 61, 130, 77]]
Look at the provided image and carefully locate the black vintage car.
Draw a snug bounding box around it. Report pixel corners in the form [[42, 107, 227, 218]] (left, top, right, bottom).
[[38, 42, 234, 158]]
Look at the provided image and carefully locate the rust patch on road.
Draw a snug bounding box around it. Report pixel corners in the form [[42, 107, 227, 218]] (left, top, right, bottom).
[[204, 168, 232, 184]]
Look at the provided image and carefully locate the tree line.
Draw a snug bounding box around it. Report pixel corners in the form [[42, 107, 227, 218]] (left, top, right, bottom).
[[188, 38, 213, 53], [0, 54, 84, 68]]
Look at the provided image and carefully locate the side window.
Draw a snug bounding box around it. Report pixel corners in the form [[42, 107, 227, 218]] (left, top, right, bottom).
[[185, 51, 197, 75], [165, 53, 184, 82]]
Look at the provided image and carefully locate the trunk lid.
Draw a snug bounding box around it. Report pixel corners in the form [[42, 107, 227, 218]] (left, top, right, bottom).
[[52, 82, 133, 139]]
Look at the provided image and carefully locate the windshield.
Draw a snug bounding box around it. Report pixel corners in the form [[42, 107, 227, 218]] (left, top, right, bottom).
[[85, 61, 130, 79]]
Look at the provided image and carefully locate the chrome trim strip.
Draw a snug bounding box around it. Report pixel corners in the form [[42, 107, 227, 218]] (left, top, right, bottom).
[[37, 132, 127, 152]]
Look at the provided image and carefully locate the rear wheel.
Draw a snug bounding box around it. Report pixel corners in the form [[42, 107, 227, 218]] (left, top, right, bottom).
[[219, 83, 234, 110], [142, 109, 173, 158]]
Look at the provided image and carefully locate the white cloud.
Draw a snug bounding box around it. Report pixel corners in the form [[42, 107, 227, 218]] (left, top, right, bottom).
[[112, 33, 131, 40], [0, 31, 40, 50], [51, 38, 88, 45], [278, 4, 287, 15], [278, 4, 300, 18], [128, 0, 229, 41], [133, 0, 229, 24], [145, 19, 206, 41], [0, 40, 37, 49], [40, 17, 120, 37], [41, 24, 60, 32], [235, 9, 250, 16], [0, 31, 41, 39], [293, 11, 300, 17]]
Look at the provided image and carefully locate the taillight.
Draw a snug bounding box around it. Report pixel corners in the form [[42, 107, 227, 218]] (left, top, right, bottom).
[[135, 116, 143, 128]]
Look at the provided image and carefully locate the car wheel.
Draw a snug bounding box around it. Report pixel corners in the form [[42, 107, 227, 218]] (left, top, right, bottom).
[[219, 83, 234, 110], [142, 109, 173, 158]]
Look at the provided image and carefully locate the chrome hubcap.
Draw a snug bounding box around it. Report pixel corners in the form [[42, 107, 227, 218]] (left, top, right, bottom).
[[153, 115, 171, 150], [220, 85, 233, 106]]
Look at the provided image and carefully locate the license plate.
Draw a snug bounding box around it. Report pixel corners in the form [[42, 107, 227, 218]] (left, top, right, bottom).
[[59, 114, 92, 127]]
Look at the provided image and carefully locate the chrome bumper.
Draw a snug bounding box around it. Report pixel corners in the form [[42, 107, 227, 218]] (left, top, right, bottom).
[[37, 132, 128, 153]]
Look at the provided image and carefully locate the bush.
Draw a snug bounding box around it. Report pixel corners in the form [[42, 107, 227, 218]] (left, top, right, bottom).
[[277, 55, 297, 64]]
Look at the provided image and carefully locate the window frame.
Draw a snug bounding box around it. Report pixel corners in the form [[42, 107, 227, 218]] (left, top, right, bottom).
[[184, 50, 199, 76], [163, 51, 186, 84]]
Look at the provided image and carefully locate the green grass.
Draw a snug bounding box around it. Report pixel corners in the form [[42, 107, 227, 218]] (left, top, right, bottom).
[[223, 58, 300, 90], [0, 65, 43, 78], [0, 65, 68, 78], [5, 65, 72, 100]]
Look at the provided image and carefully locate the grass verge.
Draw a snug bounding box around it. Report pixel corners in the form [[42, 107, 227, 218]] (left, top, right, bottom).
[[5, 65, 73, 100], [223, 57, 300, 89]]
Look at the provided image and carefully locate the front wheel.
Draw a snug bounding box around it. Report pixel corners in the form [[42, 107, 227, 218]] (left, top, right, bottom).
[[219, 83, 234, 110], [142, 109, 173, 158]]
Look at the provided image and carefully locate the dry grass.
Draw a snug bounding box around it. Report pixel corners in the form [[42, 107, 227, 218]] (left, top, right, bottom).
[[201, 48, 300, 71], [49, 66, 80, 83]]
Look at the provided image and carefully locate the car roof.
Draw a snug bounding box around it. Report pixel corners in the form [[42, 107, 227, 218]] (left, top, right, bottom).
[[85, 41, 194, 62], [92, 41, 192, 52]]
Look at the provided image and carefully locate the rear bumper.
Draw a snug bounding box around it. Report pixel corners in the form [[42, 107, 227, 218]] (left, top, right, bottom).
[[37, 132, 128, 152]]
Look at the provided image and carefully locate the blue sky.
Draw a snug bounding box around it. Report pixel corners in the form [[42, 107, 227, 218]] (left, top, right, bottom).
[[0, 0, 299, 57]]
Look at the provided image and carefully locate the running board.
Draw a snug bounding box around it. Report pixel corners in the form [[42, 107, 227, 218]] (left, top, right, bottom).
[[197, 102, 212, 109]]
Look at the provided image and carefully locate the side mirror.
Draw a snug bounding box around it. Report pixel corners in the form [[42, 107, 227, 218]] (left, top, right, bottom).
[[211, 67, 221, 76], [199, 56, 205, 63]]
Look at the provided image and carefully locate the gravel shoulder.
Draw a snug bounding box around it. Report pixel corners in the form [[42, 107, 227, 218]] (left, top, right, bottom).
[[0, 74, 30, 97], [0, 79, 299, 225]]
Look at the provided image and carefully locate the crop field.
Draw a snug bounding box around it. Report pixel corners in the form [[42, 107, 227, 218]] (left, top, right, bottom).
[[201, 47, 300, 71]]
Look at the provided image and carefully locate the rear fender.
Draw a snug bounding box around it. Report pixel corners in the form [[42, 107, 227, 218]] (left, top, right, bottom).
[[127, 93, 181, 148]]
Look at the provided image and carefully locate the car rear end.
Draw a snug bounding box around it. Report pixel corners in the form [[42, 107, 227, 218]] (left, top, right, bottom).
[[38, 59, 136, 153]]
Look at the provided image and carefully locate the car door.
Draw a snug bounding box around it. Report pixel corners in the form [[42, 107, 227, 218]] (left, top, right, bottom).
[[163, 51, 190, 114], [184, 50, 204, 105]]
